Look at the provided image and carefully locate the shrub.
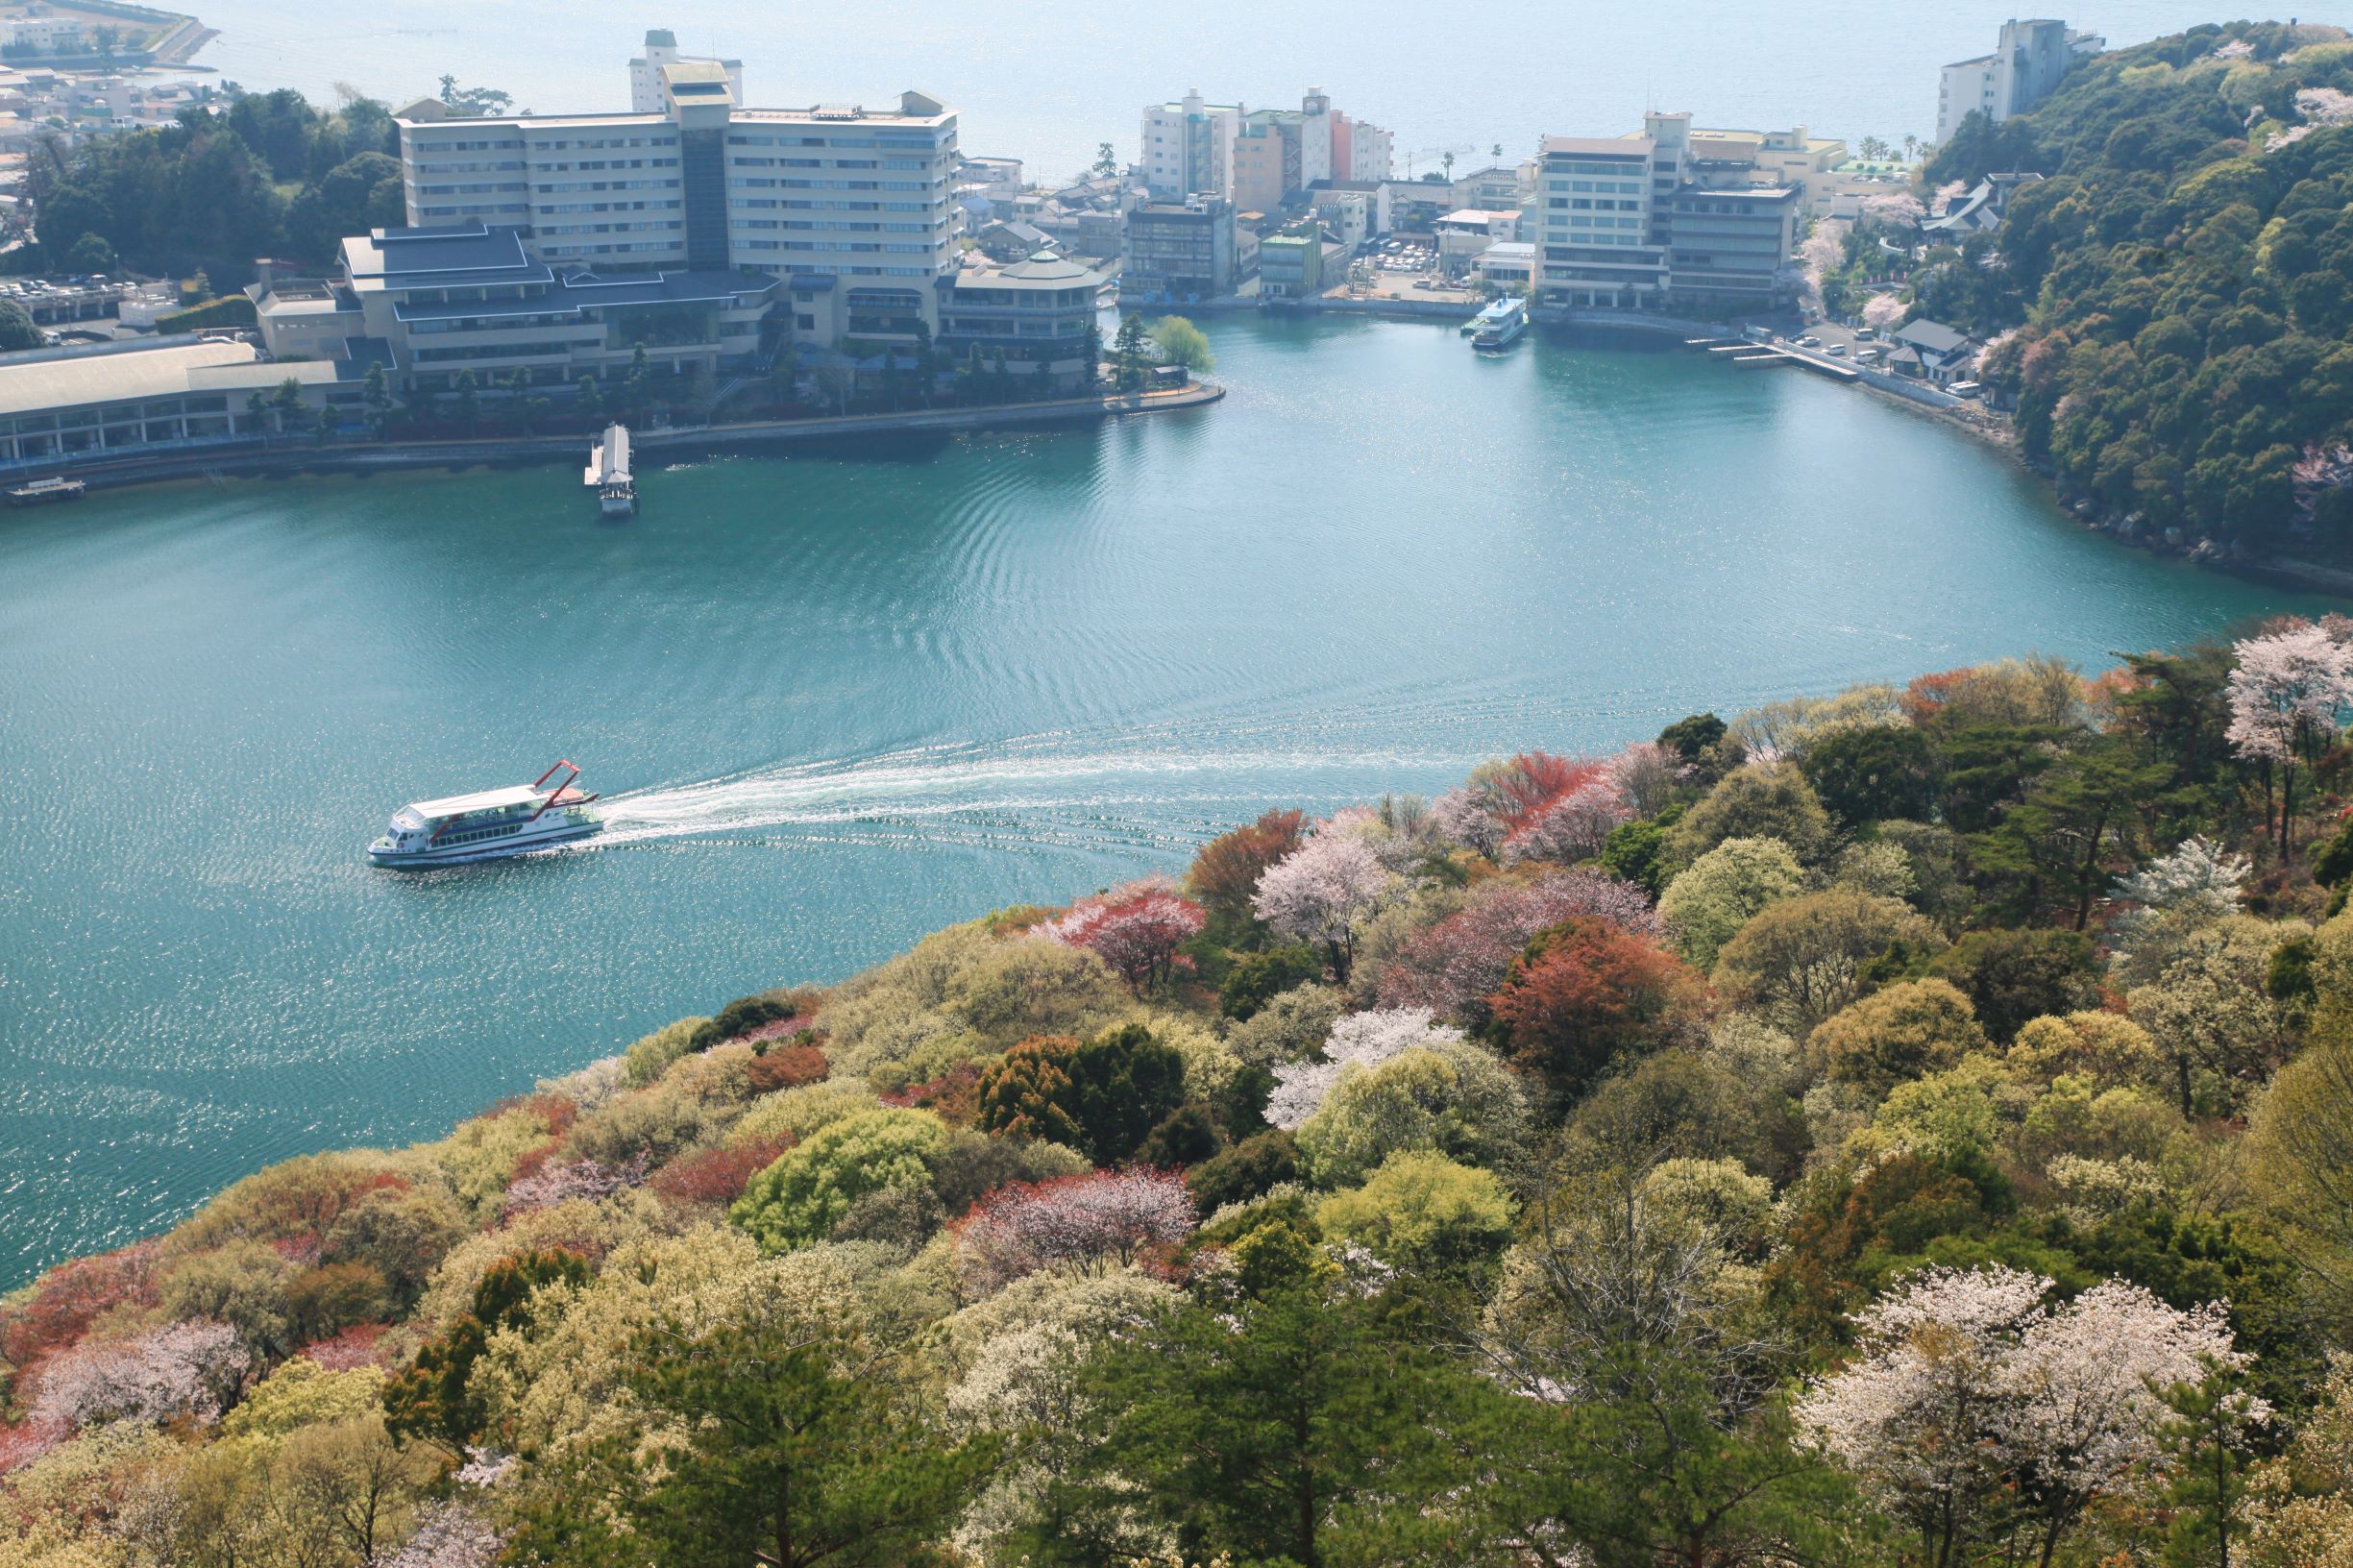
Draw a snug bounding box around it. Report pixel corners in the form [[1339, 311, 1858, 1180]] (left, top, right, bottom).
[[318, 1186, 468, 1309], [619, 1016, 708, 1089], [283, 1262, 390, 1345], [156, 1241, 296, 1359], [746, 1042, 829, 1094]]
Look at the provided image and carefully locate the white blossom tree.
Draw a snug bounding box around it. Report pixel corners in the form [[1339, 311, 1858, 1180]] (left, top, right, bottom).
[[2226, 624, 2353, 856], [32, 1318, 251, 1433], [955, 1169, 1195, 1293], [1252, 825, 1398, 981], [1799, 1264, 2254, 1568], [1265, 1007, 1465, 1130]]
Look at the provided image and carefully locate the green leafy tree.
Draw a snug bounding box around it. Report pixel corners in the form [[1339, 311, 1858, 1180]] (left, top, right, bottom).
[[1801, 723, 1938, 826], [0, 297, 41, 352], [360, 361, 391, 437], [730, 1107, 947, 1251], [1093, 141, 1119, 178], [383, 1247, 587, 1446], [973, 1023, 1186, 1165], [453, 370, 480, 434], [512, 1312, 993, 1568], [1148, 315, 1213, 373]]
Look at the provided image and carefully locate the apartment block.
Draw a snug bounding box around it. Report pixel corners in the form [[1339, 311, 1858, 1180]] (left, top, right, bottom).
[[396, 57, 959, 351], [1140, 91, 1241, 201]]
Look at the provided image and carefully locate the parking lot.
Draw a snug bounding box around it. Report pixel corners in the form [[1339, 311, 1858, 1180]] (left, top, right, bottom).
[[1334, 239, 1481, 305]]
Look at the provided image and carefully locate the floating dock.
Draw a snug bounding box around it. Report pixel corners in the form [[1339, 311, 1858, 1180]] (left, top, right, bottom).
[[584, 424, 635, 516]]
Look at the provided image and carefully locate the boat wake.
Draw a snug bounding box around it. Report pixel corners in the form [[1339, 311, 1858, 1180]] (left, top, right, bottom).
[[585, 740, 1472, 851]]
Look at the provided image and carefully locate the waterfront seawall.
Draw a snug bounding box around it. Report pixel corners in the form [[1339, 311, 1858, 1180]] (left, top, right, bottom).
[[12, 381, 1222, 496]]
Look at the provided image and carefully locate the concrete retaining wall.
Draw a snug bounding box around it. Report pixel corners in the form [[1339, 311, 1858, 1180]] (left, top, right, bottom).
[[19, 382, 1223, 496]]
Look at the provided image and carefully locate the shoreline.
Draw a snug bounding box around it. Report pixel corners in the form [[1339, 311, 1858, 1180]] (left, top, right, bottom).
[[21, 380, 1222, 497]]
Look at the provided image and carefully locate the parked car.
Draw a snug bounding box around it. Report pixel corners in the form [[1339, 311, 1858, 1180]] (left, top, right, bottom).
[[1949, 380, 1982, 399], [1797, 334, 1821, 347], [1826, 343, 1848, 355]]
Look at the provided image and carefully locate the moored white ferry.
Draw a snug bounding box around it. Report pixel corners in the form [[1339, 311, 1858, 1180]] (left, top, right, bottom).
[[367, 761, 602, 868]]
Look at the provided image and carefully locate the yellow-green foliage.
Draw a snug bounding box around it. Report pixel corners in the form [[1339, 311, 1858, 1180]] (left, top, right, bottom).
[[1315, 1150, 1514, 1271], [1640, 1157, 1775, 1249], [1295, 1041, 1528, 1188], [726, 1079, 880, 1148], [621, 1015, 710, 1088], [408, 1188, 674, 1333], [816, 923, 1130, 1084], [1134, 1009, 1241, 1099], [1807, 978, 1989, 1094], [730, 1107, 949, 1252], [161, 1151, 407, 1256], [1865, 1056, 2022, 1161], [2007, 1011, 2164, 1090], [220, 1358, 387, 1439], [412, 1106, 553, 1220]]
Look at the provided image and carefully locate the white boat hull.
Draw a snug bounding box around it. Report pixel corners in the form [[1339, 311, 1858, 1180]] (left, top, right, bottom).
[[367, 817, 601, 868]]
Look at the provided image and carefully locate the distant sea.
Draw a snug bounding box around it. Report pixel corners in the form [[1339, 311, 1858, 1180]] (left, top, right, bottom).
[[177, 0, 2249, 184]]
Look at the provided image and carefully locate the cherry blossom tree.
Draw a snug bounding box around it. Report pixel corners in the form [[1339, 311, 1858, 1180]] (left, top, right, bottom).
[[1861, 292, 1908, 331], [380, 1502, 506, 1568], [1431, 784, 1509, 858], [1502, 775, 1634, 866], [2226, 623, 2353, 855], [501, 1153, 650, 1218], [1799, 1264, 2254, 1568], [1605, 740, 1681, 819], [1265, 1008, 1465, 1130], [955, 1169, 1195, 1293], [1042, 875, 1206, 991], [1375, 870, 1660, 1022], [1252, 825, 1397, 981], [32, 1318, 251, 1433]]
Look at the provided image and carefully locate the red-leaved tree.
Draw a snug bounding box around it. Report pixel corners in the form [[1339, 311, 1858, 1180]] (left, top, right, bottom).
[[1043, 876, 1207, 991], [1187, 809, 1306, 926], [955, 1168, 1196, 1293], [1485, 916, 1704, 1110], [650, 1136, 797, 1208], [0, 1242, 159, 1372]]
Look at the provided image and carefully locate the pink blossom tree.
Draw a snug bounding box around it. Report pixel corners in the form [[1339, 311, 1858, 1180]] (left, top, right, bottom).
[[955, 1168, 1195, 1293], [2225, 623, 2353, 855], [1605, 741, 1680, 820], [1502, 776, 1634, 866], [1861, 292, 1908, 331], [31, 1318, 250, 1433], [1252, 825, 1398, 981], [1374, 870, 1660, 1023], [380, 1503, 506, 1568], [1798, 1264, 2255, 1568], [1042, 875, 1207, 991], [501, 1152, 650, 1217]]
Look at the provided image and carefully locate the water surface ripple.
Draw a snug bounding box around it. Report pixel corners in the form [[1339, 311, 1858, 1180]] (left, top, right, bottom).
[[0, 318, 2328, 1283]]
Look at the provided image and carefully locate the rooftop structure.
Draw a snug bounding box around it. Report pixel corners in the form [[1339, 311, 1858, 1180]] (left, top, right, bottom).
[[0, 337, 358, 470]]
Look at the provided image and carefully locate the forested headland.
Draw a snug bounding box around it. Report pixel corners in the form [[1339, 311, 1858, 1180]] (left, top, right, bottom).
[[1911, 22, 2353, 557], [8, 624, 2353, 1566]]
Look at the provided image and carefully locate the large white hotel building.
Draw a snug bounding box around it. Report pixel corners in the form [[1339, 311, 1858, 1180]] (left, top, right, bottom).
[[393, 37, 959, 348]]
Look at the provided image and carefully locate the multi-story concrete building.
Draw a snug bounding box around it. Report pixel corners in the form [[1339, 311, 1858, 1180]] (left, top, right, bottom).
[[627, 29, 742, 114], [1348, 120, 1395, 182], [396, 65, 957, 352], [1121, 197, 1236, 303], [938, 249, 1106, 393], [1140, 90, 1242, 201], [1231, 115, 1300, 215], [1258, 226, 1324, 298], [1529, 112, 1800, 312], [1936, 18, 2101, 144], [1681, 124, 1848, 213], [251, 218, 777, 396]]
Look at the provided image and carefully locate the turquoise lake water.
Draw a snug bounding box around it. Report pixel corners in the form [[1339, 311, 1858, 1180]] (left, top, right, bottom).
[[0, 316, 2332, 1284]]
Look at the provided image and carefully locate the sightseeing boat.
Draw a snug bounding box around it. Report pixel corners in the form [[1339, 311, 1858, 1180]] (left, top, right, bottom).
[[366, 761, 602, 868], [584, 424, 635, 517], [1469, 297, 1529, 352]]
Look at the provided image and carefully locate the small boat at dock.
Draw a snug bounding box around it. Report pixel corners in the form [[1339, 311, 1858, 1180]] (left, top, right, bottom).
[[584, 425, 635, 516], [367, 761, 603, 868], [7, 477, 86, 505]]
